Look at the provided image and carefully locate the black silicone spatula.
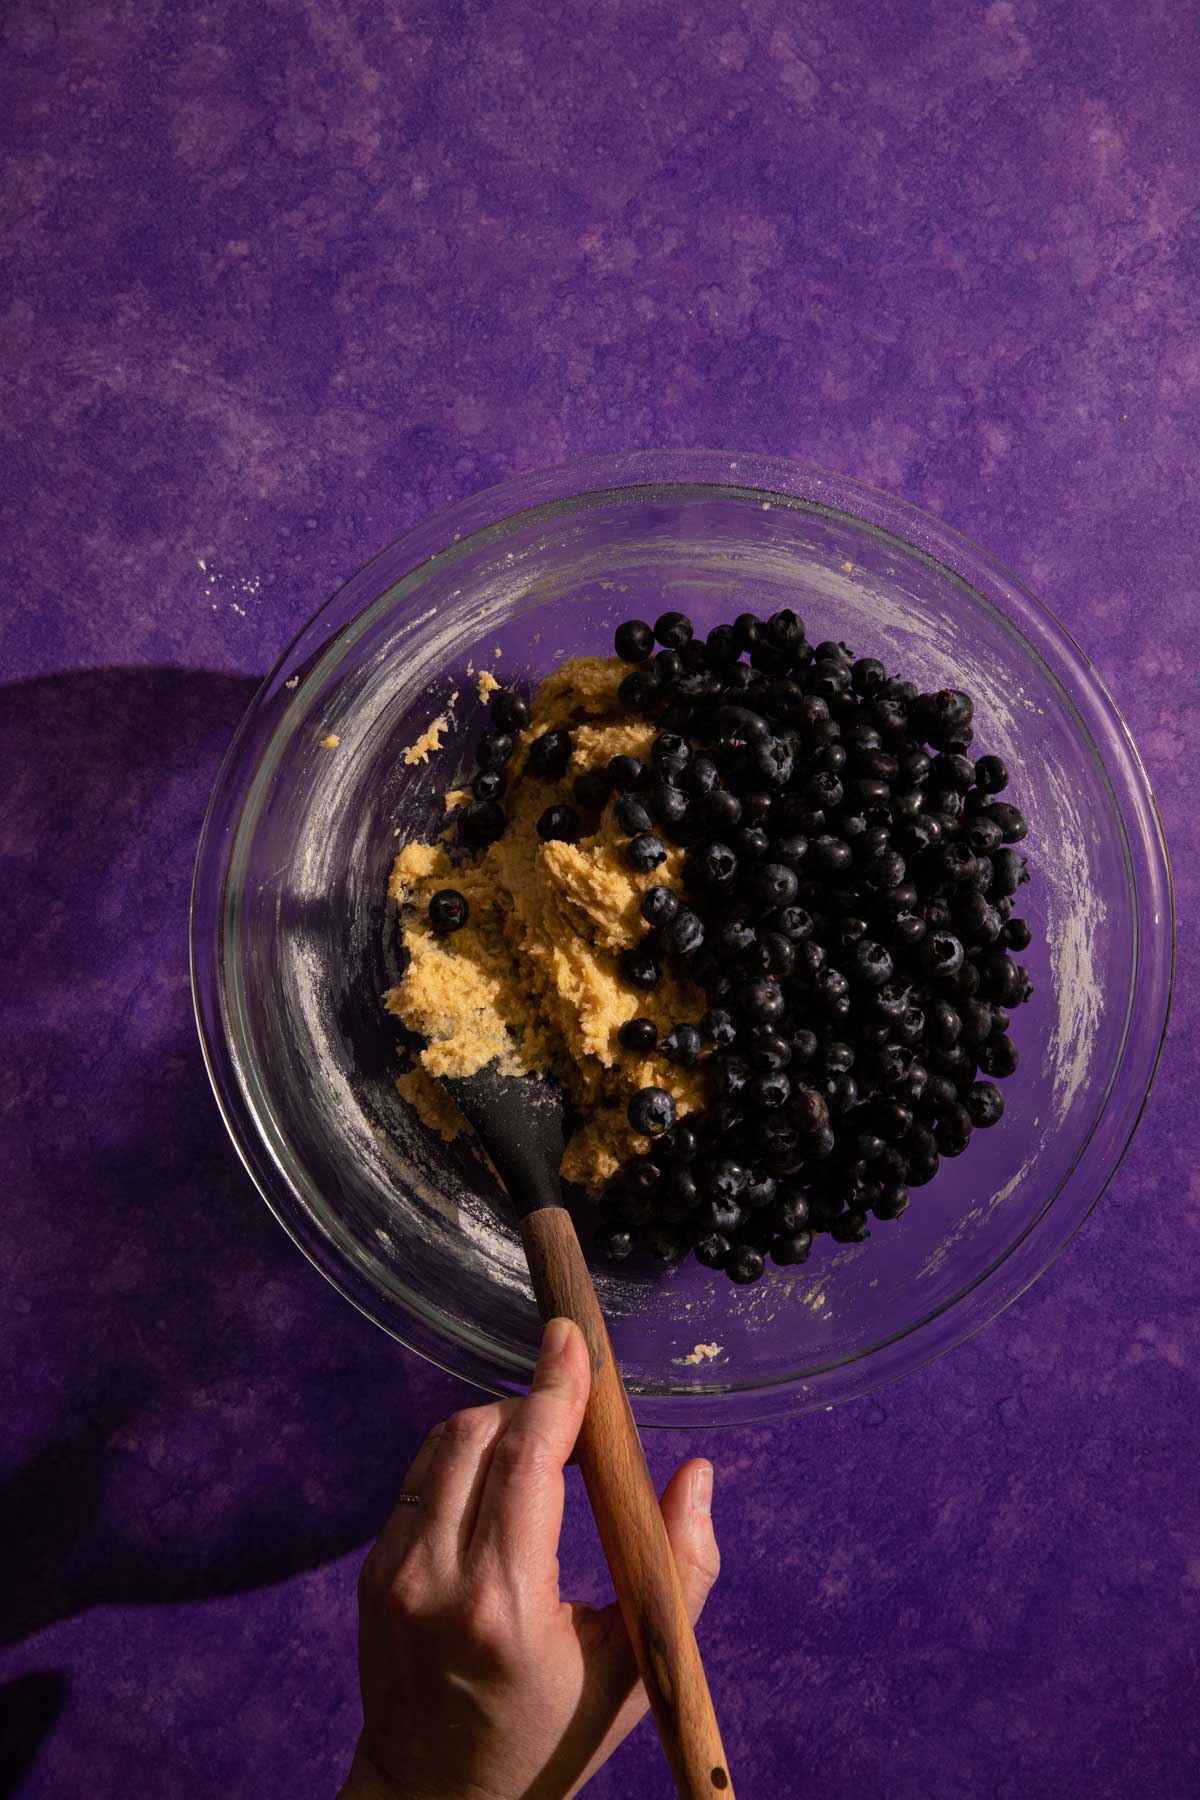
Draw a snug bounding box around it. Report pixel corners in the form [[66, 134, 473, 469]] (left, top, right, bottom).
[[441, 1063, 734, 1800]]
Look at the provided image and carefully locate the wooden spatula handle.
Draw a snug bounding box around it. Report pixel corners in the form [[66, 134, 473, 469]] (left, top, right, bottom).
[[519, 1205, 734, 1800]]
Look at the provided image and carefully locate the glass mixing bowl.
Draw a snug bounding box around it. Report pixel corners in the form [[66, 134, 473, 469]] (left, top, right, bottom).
[[191, 451, 1173, 1425]]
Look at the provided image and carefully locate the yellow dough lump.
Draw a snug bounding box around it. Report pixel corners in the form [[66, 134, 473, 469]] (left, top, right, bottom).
[[384, 656, 709, 1191]]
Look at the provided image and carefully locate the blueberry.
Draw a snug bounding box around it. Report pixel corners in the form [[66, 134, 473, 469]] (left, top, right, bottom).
[[694, 841, 738, 887], [727, 1244, 765, 1284], [957, 1000, 993, 1044], [702, 1158, 748, 1200], [892, 912, 927, 950], [743, 861, 794, 909], [873, 1182, 909, 1221], [966, 1080, 1005, 1127], [733, 824, 771, 862], [459, 799, 506, 847], [766, 607, 805, 649], [686, 754, 721, 796], [472, 768, 506, 802], [654, 610, 694, 650], [990, 848, 1029, 896], [794, 940, 828, 980], [648, 1225, 689, 1262], [771, 1230, 813, 1265], [809, 659, 852, 700], [650, 732, 690, 777], [978, 1034, 1019, 1078], [694, 1231, 732, 1269], [648, 782, 690, 829], [706, 623, 740, 665], [697, 787, 743, 831], [933, 752, 975, 793], [850, 940, 894, 987], [751, 736, 795, 787], [1001, 917, 1032, 951], [640, 885, 680, 928], [627, 1086, 676, 1136], [606, 754, 647, 791], [769, 833, 809, 870], [615, 796, 654, 838], [528, 728, 573, 778], [627, 832, 667, 873], [595, 1227, 635, 1260], [748, 1069, 791, 1110], [660, 1123, 700, 1164], [806, 835, 853, 877], [663, 1024, 703, 1065], [428, 888, 468, 933], [922, 931, 965, 976], [618, 1016, 658, 1052], [477, 729, 516, 769], [701, 1008, 739, 1047], [573, 769, 610, 812], [618, 668, 662, 713], [615, 619, 655, 662], [732, 612, 763, 651], [625, 1156, 663, 1196], [759, 932, 796, 976], [714, 1051, 752, 1095], [741, 977, 785, 1022], [964, 815, 1003, 855], [791, 1086, 830, 1133], [851, 656, 886, 697], [985, 802, 1028, 842], [974, 754, 1009, 794], [664, 907, 705, 955], [618, 946, 660, 990], [489, 690, 530, 733], [743, 1174, 779, 1209], [537, 804, 580, 843]]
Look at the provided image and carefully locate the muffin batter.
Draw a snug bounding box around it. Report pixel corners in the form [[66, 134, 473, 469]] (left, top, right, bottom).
[[386, 657, 706, 1190]]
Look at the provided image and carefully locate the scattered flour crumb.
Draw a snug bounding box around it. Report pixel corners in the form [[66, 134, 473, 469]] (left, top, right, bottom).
[[494, 645, 502, 658], [284, 676, 299, 690], [477, 669, 500, 700], [403, 714, 449, 765], [841, 561, 854, 573], [673, 1342, 723, 1367], [467, 660, 474, 676], [319, 734, 341, 749]]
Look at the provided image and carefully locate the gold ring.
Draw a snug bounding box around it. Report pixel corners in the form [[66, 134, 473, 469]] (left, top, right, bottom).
[[396, 1492, 421, 1506]]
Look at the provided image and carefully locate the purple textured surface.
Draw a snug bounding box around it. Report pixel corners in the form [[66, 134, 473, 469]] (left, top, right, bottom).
[[1, 1, 1196, 1795]]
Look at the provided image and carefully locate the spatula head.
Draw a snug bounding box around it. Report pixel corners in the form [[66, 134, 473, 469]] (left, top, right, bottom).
[[442, 1064, 567, 1218]]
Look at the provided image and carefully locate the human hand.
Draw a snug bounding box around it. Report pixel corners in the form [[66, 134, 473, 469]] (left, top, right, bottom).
[[339, 1316, 719, 1800]]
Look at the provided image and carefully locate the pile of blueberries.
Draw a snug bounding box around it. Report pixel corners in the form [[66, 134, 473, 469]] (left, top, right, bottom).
[[435, 607, 1033, 1284]]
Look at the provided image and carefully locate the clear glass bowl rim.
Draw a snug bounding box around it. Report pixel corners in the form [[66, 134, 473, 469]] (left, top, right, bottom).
[[191, 450, 1175, 1426]]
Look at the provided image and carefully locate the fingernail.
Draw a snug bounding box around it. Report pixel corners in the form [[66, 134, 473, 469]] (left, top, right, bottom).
[[692, 1463, 714, 1516], [541, 1316, 573, 1360]]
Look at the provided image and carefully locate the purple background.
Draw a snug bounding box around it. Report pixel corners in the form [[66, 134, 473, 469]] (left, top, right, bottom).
[[2, 1, 1196, 1794]]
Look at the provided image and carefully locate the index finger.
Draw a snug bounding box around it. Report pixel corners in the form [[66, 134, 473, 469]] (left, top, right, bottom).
[[468, 1316, 591, 1583]]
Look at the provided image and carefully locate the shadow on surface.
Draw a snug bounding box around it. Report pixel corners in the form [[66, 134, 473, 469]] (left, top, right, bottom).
[[0, 1673, 67, 1799], [1, 668, 464, 1655]]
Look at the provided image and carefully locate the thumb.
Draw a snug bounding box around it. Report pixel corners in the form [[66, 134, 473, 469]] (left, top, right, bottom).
[[659, 1458, 721, 1623]]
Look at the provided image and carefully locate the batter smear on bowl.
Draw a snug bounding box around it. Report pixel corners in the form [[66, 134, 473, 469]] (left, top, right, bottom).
[[386, 610, 1035, 1283]]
